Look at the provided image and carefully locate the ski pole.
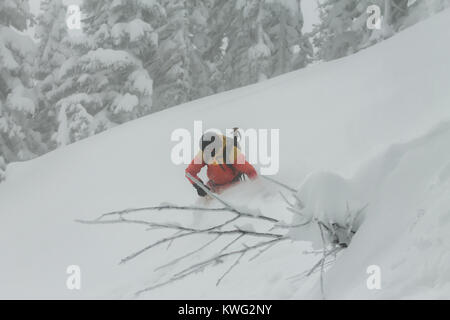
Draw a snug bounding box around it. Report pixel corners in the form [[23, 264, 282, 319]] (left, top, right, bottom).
[[186, 172, 236, 209]]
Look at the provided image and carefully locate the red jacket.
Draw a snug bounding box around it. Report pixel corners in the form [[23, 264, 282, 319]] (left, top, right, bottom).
[[186, 150, 257, 189]]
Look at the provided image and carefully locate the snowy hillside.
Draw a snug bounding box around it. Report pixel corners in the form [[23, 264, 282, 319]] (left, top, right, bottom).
[[1, 9, 450, 299]]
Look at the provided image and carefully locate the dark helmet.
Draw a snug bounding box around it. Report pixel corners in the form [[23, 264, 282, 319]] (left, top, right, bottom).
[[200, 132, 223, 163], [199, 131, 221, 152]]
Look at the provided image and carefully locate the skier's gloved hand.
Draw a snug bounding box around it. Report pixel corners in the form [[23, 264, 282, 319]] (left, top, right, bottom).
[[193, 183, 209, 197]]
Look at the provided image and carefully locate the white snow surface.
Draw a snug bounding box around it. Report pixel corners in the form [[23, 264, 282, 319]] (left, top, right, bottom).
[[1, 10, 450, 299]]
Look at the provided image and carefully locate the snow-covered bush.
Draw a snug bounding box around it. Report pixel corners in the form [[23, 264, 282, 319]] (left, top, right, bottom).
[[286, 172, 367, 248]]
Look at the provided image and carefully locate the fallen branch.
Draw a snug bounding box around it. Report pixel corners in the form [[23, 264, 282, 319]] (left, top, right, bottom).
[[77, 182, 361, 297], [78, 215, 283, 265], [318, 222, 327, 299], [216, 251, 246, 286], [155, 234, 222, 272], [95, 204, 235, 221], [262, 176, 298, 193], [136, 237, 288, 296]]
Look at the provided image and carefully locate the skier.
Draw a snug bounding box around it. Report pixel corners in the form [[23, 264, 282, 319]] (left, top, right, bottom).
[[186, 131, 257, 197]]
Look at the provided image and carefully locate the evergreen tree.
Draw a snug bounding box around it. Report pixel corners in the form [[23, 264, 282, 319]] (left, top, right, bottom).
[[402, 0, 450, 28], [0, 155, 5, 181], [152, 0, 212, 111], [34, 0, 71, 148], [267, 0, 313, 75], [47, 0, 161, 146], [0, 0, 45, 167], [234, 0, 271, 87], [313, 0, 361, 61], [206, 0, 271, 91], [207, 0, 311, 91], [186, 0, 214, 101], [314, 0, 450, 62]]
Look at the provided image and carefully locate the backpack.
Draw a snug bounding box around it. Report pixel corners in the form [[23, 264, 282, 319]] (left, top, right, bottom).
[[220, 129, 245, 182]]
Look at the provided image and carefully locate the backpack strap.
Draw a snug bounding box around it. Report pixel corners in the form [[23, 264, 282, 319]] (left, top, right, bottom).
[[219, 135, 244, 181]]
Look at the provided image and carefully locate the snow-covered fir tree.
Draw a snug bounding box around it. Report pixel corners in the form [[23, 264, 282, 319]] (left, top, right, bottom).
[[266, 0, 313, 75], [0, 0, 45, 172], [208, 0, 311, 91], [207, 0, 272, 90], [0, 154, 5, 181], [314, 0, 450, 61], [186, 0, 214, 102], [402, 0, 450, 28], [34, 0, 72, 149], [152, 0, 212, 111], [30, 0, 314, 150], [47, 0, 161, 146], [312, 0, 362, 61]]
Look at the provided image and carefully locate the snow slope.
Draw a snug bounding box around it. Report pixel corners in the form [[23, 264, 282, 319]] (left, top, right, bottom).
[[1, 9, 450, 299], [292, 121, 450, 299]]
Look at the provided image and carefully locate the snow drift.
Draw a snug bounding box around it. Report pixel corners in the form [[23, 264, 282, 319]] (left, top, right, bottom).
[[1, 9, 450, 299], [292, 121, 450, 299]]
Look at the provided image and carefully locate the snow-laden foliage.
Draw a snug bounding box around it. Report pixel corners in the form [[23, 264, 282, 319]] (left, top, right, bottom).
[[0, 1, 45, 165], [34, 0, 72, 148], [51, 48, 153, 145], [0, 155, 5, 181], [313, 0, 450, 61], [40, 0, 161, 147], [152, 0, 212, 111], [267, 0, 313, 75], [208, 0, 312, 92]]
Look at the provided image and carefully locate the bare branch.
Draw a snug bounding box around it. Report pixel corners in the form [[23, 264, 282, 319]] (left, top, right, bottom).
[[305, 246, 342, 277], [96, 204, 233, 221], [155, 234, 222, 272], [291, 192, 305, 210], [271, 218, 311, 231], [121, 231, 197, 265], [219, 234, 245, 254], [279, 191, 295, 208], [286, 206, 305, 216], [216, 251, 246, 286], [78, 213, 282, 265], [318, 222, 327, 300], [249, 241, 279, 261], [136, 238, 287, 296], [78, 189, 358, 298], [262, 176, 298, 193], [174, 238, 286, 279]]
